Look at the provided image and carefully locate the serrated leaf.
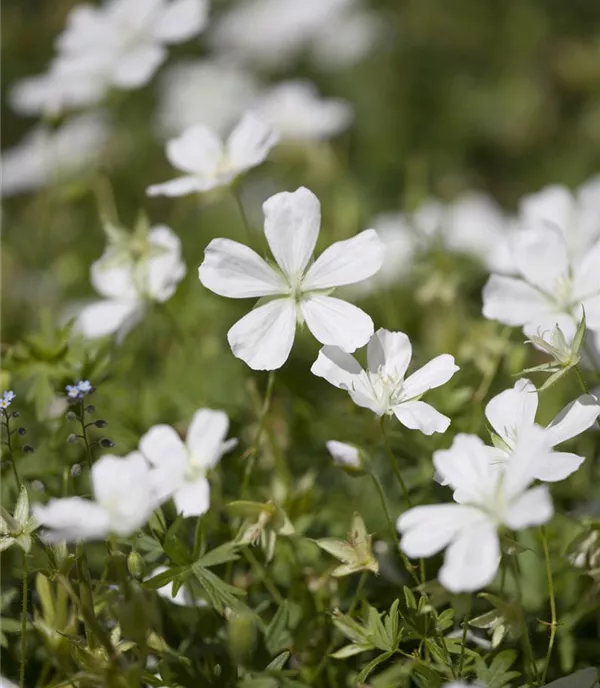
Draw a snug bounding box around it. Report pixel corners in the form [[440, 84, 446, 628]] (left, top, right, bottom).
[[355, 650, 394, 683], [331, 643, 373, 659], [367, 606, 392, 651], [191, 563, 246, 615], [196, 542, 240, 568]]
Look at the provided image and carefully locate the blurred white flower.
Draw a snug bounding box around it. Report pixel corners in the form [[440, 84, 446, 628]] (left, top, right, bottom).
[[1, 114, 109, 197], [147, 112, 278, 197], [198, 186, 383, 370], [33, 452, 157, 542], [10, 0, 208, 116], [156, 60, 260, 138], [312, 328, 459, 435], [482, 229, 600, 342], [519, 178, 600, 262], [77, 225, 186, 340], [255, 80, 352, 142], [326, 440, 362, 470], [398, 430, 554, 593], [139, 409, 237, 517], [484, 378, 600, 481]]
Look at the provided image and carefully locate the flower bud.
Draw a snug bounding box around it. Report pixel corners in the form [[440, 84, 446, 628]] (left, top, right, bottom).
[[85, 405, 95, 414], [17, 427, 26, 436], [227, 610, 256, 666], [22, 445, 34, 454], [99, 438, 114, 448], [12, 411, 20, 418], [67, 433, 78, 444], [127, 551, 145, 579], [325, 441, 366, 476], [94, 419, 108, 428], [65, 411, 76, 421]]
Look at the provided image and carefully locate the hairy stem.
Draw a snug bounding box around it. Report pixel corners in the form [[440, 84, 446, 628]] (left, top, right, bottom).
[[540, 526, 558, 685], [379, 416, 412, 507], [20, 549, 28, 688], [458, 595, 472, 679]]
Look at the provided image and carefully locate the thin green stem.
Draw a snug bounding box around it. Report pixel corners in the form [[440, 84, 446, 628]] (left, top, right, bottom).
[[242, 371, 277, 496], [243, 546, 284, 605], [540, 527, 557, 685], [79, 401, 94, 472], [379, 416, 412, 507], [348, 570, 368, 616], [473, 325, 511, 404], [231, 185, 252, 240], [76, 543, 97, 650], [3, 411, 21, 487], [20, 550, 28, 688], [509, 554, 538, 683], [458, 595, 472, 679], [368, 472, 400, 545]]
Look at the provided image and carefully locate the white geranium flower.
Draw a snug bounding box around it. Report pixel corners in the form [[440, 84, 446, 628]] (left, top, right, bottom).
[[140, 409, 237, 518], [33, 453, 157, 542], [519, 178, 600, 262], [156, 60, 260, 138], [77, 225, 186, 340], [482, 229, 600, 342], [1, 115, 109, 197], [398, 430, 554, 593], [326, 440, 362, 470], [198, 186, 384, 370], [147, 112, 278, 197], [311, 328, 459, 435], [255, 80, 352, 142], [484, 378, 600, 481]]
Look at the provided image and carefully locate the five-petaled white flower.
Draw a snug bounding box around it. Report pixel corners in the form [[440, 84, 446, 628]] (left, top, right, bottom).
[[397, 430, 554, 593], [147, 112, 278, 197], [33, 453, 157, 542], [311, 328, 459, 435], [139, 409, 237, 517], [484, 378, 600, 482], [77, 225, 186, 340], [198, 186, 384, 370], [482, 226, 600, 343], [255, 80, 353, 142], [10, 0, 208, 117]]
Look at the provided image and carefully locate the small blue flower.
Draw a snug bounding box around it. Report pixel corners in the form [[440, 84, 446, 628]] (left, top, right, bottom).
[[0, 390, 16, 409], [77, 380, 92, 394], [66, 384, 81, 399], [66, 380, 93, 401]]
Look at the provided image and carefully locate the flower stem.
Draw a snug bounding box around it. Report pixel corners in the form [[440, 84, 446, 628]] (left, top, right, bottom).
[[2, 411, 21, 487], [379, 416, 412, 507], [242, 546, 284, 604], [369, 472, 400, 545], [458, 595, 472, 679], [20, 549, 28, 688], [540, 526, 557, 685], [348, 569, 368, 616], [79, 400, 94, 472], [76, 543, 98, 651], [231, 185, 252, 241], [509, 554, 538, 683]]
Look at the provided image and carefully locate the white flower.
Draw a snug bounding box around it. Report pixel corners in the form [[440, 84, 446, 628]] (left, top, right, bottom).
[[198, 186, 384, 370], [482, 228, 600, 342], [311, 328, 459, 435], [1, 115, 109, 197], [33, 452, 157, 542], [484, 378, 600, 481], [147, 113, 278, 197], [77, 225, 186, 340], [397, 430, 554, 593], [326, 441, 362, 470], [255, 80, 352, 142], [519, 178, 600, 262], [11, 0, 208, 117], [156, 60, 260, 138], [139, 409, 237, 517]]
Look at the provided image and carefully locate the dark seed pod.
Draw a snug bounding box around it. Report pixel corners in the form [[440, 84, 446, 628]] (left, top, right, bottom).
[[65, 411, 77, 421], [12, 411, 20, 418], [22, 445, 34, 454], [67, 433, 78, 444], [17, 427, 26, 436], [85, 405, 95, 414], [99, 438, 114, 448], [94, 419, 108, 428]]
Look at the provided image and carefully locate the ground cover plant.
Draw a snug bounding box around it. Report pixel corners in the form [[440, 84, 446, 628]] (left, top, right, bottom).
[[2, 1, 600, 687]]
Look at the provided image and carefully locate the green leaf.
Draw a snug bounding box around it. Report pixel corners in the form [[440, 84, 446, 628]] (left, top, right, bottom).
[[191, 563, 246, 615], [265, 651, 290, 671], [366, 606, 392, 651], [355, 650, 394, 684], [196, 542, 241, 568], [403, 586, 417, 609], [331, 643, 372, 659], [476, 649, 520, 688], [163, 518, 193, 566], [142, 567, 182, 590], [544, 667, 599, 688], [265, 601, 291, 655]]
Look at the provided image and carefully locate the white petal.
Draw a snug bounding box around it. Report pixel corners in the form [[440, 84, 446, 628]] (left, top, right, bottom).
[[532, 451, 585, 482], [398, 504, 484, 557], [482, 275, 551, 326], [401, 354, 459, 400], [174, 477, 211, 517], [113, 44, 166, 88], [439, 522, 500, 593], [485, 379, 538, 446], [140, 425, 187, 473], [227, 298, 296, 370], [199, 237, 286, 298], [91, 452, 154, 536], [512, 229, 569, 293], [301, 295, 374, 352], [90, 260, 137, 300], [166, 124, 222, 175], [146, 225, 187, 302], [393, 401, 451, 435], [544, 394, 600, 446], [77, 299, 140, 339], [187, 409, 236, 470], [520, 185, 573, 234], [505, 485, 553, 529], [367, 329, 412, 379], [262, 186, 321, 280], [226, 111, 278, 171], [573, 239, 600, 300], [325, 440, 361, 469], [502, 426, 552, 501], [154, 0, 208, 43], [433, 434, 498, 504], [34, 498, 110, 542], [302, 229, 384, 291], [147, 175, 215, 197]]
